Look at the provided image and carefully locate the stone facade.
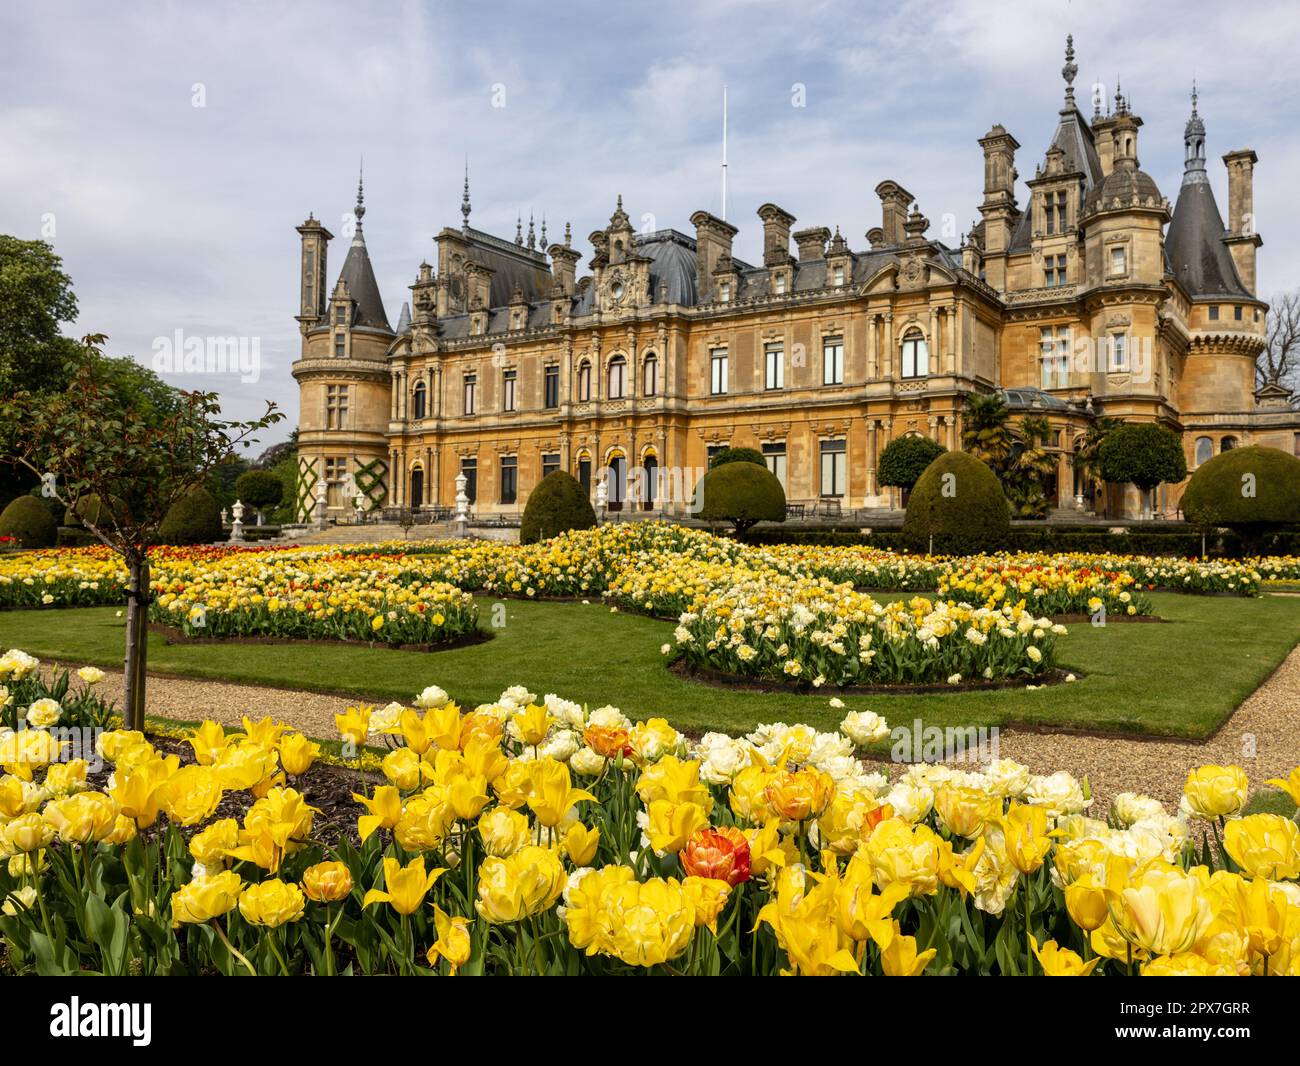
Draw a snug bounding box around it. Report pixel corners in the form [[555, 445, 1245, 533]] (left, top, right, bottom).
[[292, 38, 1299, 522]]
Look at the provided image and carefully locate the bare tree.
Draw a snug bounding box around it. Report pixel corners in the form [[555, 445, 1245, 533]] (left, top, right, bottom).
[[1258, 288, 1300, 396]]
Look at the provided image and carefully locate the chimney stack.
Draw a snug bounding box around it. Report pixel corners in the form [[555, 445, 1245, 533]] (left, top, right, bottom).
[[1223, 148, 1261, 294], [757, 203, 796, 266], [793, 226, 831, 261], [690, 210, 739, 302], [874, 181, 914, 246], [548, 242, 581, 296]]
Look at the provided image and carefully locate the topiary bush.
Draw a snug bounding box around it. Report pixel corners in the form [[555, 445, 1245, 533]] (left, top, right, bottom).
[[707, 446, 767, 469], [1099, 423, 1187, 514], [903, 451, 1009, 554], [698, 460, 786, 534], [157, 487, 222, 545], [521, 471, 597, 544], [0, 494, 58, 548], [1182, 445, 1300, 541], [234, 469, 285, 524], [877, 435, 946, 492]]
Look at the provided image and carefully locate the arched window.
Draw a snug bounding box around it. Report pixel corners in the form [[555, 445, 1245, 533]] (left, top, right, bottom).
[[901, 330, 928, 378], [577, 359, 592, 402], [608, 355, 627, 399], [643, 353, 658, 396], [1194, 436, 1213, 466], [1221, 436, 1237, 452], [411, 381, 427, 420]]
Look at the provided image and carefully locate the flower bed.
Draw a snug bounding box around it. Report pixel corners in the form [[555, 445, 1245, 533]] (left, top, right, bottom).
[[1, 662, 1297, 976]]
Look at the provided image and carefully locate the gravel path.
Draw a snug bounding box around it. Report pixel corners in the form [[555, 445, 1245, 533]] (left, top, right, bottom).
[[45, 642, 1300, 816]]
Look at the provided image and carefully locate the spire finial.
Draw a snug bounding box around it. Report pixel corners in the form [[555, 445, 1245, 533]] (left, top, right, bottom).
[[540, 214, 547, 248], [526, 212, 536, 250], [461, 157, 471, 233], [1062, 34, 1077, 105], [515, 213, 523, 245], [564, 221, 572, 247], [1191, 78, 1198, 117], [1092, 78, 1102, 121], [355, 157, 366, 224]]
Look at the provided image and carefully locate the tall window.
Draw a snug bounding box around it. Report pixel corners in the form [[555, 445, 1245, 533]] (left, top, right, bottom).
[[1109, 333, 1127, 371], [900, 331, 928, 378], [463, 373, 477, 415], [324, 456, 347, 508], [1194, 436, 1213, 466], [1045, 254, 1067, 287], [577, 454, 592, 493], [410, 381, 426, 420], [460, 457, 477, 504], [823, 337, 844, 385], [819, 439, 847, 497], [334, 305, 347, 325], [326, 384, 350, 429], [577, 360, 592, 402], [499, 456, 517, 504], [541, 452, 560, 479], [718, 281, 731, 303], [642, 353, 658, 396], [765, 342, 784, 390], [502, 369, 516, 412], [334, 333, 346, 358], [762, 441, 787, 490], [608, 356, 626, 399], [1045, 190, 1067, 234], [1109, 246, 1126, 276], [710, 348, 728, 395], [1039, 327, 1070, 389], [774, 273, 787, 295], [543, 364, 559, 409], [832, 264, 845, 287]]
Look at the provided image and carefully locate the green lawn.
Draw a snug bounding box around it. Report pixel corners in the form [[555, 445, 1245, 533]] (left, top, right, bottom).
[[0, 592, 1296, 741]]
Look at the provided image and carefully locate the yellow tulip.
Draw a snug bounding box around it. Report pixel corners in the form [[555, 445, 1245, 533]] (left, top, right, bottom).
[[564, 823, 600, 866], [108, 754, 179, 829], [646, 799, 709, 855], [362, 856, 445, 916], [43, 759, 89, 797], [934, 785, 1000, 839], [1110, 862, 1212, 957], [1223, 814, 1300, 881], [1064, 873, 1111, 933], [1142, 953, 1236, 976], [189, 818, 240, 867], [835, 854, 910, 945], [764, 766, 835, 822], [864, 818, 941, 897], [880, 922, 937, 976], [353, 785, 403, 841], [1182, 764, 1249, 820], [237, 715, 289, 750], [159, 765, 224, 826], [302, 860, 353, 903], [395, 789, 455, 851], [1238, 876, 1290, 961], [278, 733, 320, 776], [238, 879, 306, 927], [635, 756, 710, 808], [681, 876, 731, 930], [446, 773, 492, 821], [212, 743, 279, 791], [525, 758, 594, 828], [477, 807, 532, 857], [41, 792, 118, 844], [594, 878, 696, 966], [1031, 935, 1100, 975], [426, 905, 473, 973], [334, 704, 372, 747], [381, 747, 423, 791], [1000, 803, 1053, 875], [511, 703, 553, 746], [475, 846, 565, 923], [1264, 767, 1300, 808], [4, 812, 54, 853], [729, 763, 776, 822], [171, 870, 244, 926]]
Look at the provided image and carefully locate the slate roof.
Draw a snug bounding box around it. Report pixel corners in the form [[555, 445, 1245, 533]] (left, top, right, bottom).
[[1166, 181, 1252, 298], [336, 231, 392, 332]]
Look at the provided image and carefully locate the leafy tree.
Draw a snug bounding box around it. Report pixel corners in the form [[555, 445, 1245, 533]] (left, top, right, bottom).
[[877, 435, 945, 492], [698, 461, 786, 535], [1, 335, 281, 728], [0, 237, 83, 507], [234, 469, 284, 524], [1099, 423, 1187, 519], [707, 446, 767, 469], [1006, 416, 1058, 519], [961, 393, 1014, 472]]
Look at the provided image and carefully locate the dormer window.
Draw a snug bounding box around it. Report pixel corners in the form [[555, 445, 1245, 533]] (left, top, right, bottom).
[[774, 273, 787, 295], [334, 305, 347, 325], [832, 265, 846, 287], [334, 333, 345, 358], [718, 282, 731, 303], [1045, 190, 1067, 234]]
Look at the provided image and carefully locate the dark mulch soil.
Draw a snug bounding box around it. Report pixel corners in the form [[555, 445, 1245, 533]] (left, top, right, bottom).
[[147, 621, 491, 655]]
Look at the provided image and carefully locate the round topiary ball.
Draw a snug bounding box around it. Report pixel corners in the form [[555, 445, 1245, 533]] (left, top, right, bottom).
[[157, 487, 223, 545], [0, 494, 59, 548], [521, 471, 597, 544], [877, 435, 947, 491], [903, 450, 1009, 553], [698, 460, 786, 534], [1182, 445, 1300, 529], [64, 494, 132, 529], [707, 446, 767, 469]]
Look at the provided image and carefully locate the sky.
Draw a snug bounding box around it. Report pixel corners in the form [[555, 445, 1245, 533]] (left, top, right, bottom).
[[3, 0, 1299, 443]]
